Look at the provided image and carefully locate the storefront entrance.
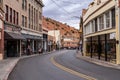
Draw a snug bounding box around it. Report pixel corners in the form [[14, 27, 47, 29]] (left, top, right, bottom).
[[86, 33, 116, 62], [7, 41, 18, 57]]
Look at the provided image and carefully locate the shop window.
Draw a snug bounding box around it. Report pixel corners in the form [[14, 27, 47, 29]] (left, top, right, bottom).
[[111, 8, 115, 28]]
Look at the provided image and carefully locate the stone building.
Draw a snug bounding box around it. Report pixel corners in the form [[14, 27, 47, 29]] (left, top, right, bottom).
[[82, 0, 120, 64]]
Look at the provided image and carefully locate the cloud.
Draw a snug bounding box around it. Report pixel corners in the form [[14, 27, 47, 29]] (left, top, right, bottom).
[[43, 0, 93, 29]]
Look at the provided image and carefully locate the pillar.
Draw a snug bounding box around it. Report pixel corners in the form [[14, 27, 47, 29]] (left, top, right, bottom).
[[105, 34, 107, 61], [116, 1, 120, 64], [20, 40, 22, 57]]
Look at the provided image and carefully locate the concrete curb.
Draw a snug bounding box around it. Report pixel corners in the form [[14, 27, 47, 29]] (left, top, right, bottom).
[[76, 52, 120, 70]]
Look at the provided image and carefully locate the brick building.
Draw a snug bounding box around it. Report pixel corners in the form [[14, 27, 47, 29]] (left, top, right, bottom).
[[3, 0, 44, 58], [42, 16, 80, 49], [0, 0, 4, 60]]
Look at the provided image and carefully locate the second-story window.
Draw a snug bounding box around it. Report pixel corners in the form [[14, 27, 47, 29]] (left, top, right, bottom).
[[10, 8, 12, 23], [111, 8, 115, 28], [5, 5, 9, 21], [13, 10, 15, 24], [16, 12, 19, 25], [22, 15, 24, 27], [99, 15, 104, 30], [105, 11, 110, 28]]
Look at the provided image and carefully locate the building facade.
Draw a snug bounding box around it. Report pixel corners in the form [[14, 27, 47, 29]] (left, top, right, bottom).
[[0, 0, 4, 60], [82, 0, 120, 63], [3, 0, 43, 58], [42, 16, 80, 49]]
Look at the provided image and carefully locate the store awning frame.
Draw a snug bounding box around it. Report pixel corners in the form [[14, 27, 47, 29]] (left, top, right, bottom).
[[4, 31, 25, 40]]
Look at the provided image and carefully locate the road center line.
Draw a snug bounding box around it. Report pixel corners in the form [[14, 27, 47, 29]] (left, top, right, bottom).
[[50, 56, 97, 80]]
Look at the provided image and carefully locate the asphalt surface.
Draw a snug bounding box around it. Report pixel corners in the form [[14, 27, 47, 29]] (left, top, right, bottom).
[[8, 50, 85, 80], [8, 50, 120, 80]]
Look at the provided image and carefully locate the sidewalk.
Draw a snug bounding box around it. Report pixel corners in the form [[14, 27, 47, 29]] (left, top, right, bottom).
[[76, 51, 120, 70], [0, 58, 19, 80], [0, 52, 50, 80]]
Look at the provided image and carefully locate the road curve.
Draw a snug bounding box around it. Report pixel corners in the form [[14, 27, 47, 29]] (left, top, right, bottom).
[[8, 50, 86, 80], [8, 50, 120, 80]]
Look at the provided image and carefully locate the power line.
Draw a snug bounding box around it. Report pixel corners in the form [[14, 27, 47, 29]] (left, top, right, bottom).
[[50, 0, 80, 19]]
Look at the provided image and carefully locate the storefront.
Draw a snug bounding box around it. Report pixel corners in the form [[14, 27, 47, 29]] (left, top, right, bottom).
[[86, 33, 116, 62], [22, 33, 42, 55], [4, 24, 25, 58]]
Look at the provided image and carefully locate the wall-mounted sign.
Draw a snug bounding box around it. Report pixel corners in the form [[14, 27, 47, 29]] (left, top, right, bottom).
[[110, 33, 116, 39]]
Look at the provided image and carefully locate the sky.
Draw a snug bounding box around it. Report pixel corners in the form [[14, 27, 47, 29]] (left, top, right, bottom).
[[43, 0, 93, 29]]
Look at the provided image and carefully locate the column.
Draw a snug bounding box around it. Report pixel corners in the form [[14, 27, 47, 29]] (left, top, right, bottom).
[[20, 40, 22, 57], [90, 37, 93, 58], [98, 35, 101, 60], [105, 34, 107, 61], [116, 0, 120, 64], [33, 40, 34, 53]]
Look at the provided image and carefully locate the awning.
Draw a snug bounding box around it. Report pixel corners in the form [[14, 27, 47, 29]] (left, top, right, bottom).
[[5, 31, 25, 40], [22, 34, 42, 40]]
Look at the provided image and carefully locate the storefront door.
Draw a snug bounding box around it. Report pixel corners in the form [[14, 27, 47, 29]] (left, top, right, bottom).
[[7, 40, 17, 57]]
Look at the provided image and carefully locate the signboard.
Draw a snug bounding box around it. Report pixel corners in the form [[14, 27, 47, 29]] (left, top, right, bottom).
[[110, 33, 116, 39]]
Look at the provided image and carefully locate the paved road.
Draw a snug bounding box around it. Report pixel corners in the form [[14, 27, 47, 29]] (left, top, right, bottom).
[[8, 50, 86, 80], [8, 50, 120, 80]]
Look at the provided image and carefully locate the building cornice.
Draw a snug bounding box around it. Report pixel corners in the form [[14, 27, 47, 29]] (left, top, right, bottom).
[[83, 0, 112, 24], [35, 0, 44, 7]]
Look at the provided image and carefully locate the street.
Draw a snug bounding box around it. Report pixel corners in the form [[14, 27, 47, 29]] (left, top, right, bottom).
[[8, 50, 120, 80]]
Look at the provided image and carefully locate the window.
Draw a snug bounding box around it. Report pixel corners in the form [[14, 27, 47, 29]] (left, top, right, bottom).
[[105, 11, 110, 28], [10, 8, 12, 23], [25, 17, 27, 27], [0, 0, 3, 3], [16, 12, 19, 25], [5, 5, 9, 21], [111, 8, 115, 28], [28, 4, 30, 28], [91, 20, 95, 33], [13, 10, 15, 24], [22, 0, 27, 10], [39, 24, 42, 31], [22, 15, 24, 27], [99, 15, 104, 30], [39, 12, 42, 20], [95, 18, 98, 32]]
